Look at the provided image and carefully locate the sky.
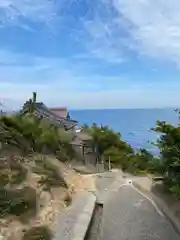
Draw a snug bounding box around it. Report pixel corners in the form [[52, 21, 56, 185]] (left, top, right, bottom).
[[0, 0, 180, 110]]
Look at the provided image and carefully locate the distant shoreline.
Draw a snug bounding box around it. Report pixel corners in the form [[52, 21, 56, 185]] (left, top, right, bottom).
[[70, 107, 176, 111]]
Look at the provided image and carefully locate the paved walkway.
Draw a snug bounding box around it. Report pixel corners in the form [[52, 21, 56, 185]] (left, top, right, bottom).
[[99, 181, 180, 240], [53, 191, 95, 240]]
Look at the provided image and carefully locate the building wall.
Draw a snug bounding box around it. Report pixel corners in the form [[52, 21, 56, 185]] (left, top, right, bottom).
[[49, 108, 67, 118]]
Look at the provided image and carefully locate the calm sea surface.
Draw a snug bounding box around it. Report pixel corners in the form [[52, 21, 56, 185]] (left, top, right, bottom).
[[70, 108, 179, 154]]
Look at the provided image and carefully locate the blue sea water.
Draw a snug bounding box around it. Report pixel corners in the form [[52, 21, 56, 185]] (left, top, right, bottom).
[[70, 108, 179, 154]]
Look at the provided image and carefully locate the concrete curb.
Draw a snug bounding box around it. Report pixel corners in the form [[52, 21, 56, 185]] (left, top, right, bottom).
[[53, 191, 96, 240], [133, 181, 180, 236]]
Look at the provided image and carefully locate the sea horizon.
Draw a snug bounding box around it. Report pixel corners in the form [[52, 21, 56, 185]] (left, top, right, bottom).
[[70, 108, 179, 154], [1, 107, 178, 154], [69, 107, 177, 111]]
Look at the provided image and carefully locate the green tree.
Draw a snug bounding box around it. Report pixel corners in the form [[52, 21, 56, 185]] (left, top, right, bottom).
[[0, 114, 61, 154], [81, 123, 133, 165], [152, 117, 180, 196], [152, 120, 180, 172], [134, 148, 154, 171]]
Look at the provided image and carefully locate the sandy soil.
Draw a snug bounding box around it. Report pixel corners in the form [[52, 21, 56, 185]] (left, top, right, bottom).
[[0, 157, 96, 240]]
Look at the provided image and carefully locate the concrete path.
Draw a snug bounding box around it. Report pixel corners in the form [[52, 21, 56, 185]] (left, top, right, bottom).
[[95, 171, 120, 192], [53, 191, 96, 240], [99, 180, 180, 240]]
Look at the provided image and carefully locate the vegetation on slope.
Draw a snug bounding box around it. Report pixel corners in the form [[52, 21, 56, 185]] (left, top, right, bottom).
[[82, 111, 180, 198], [0, 113, 74, 156], [152, 116, 180, 197], [81, 123, 155, 173], [0, 110, 75, 239], [22, 225, 52, 240]]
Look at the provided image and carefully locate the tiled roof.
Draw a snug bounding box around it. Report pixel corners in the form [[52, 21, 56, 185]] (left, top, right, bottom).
[[75, 132, 92, 141], [71, 131, 92, 146], [21, 102, 77, 130], [49, 107, 67, 110]]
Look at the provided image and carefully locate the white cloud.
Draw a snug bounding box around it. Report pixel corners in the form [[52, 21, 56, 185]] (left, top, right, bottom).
[[1, 1, 180, 65], [0, 50, 122, 109], [82, 0, 180, 66], [1, 82, 179, 110], [1, 0, 180, 109], [83, 17, 124, 63], [0, 49, 179, 110], [113, 0, 180, 64], [0, 0, 58, 28]]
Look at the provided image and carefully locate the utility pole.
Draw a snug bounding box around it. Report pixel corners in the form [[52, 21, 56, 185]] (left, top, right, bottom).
[[102, 155, 105, 172], [0, 102, 4, 116], [95, 146, 99, 173], [108, 156, 111, 171]]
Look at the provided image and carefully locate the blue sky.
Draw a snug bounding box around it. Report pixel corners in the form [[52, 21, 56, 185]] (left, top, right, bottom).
[[0, 0, 180, 110]]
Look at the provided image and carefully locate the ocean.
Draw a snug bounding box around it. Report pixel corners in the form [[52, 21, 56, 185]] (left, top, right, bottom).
[[70, 108, 179, 154]]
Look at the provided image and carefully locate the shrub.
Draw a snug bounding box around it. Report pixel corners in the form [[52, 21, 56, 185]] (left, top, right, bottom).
[[56, 148, 69, 162], [0, 114, 62, 155], [0, 187, 37, 218], [169, 183, 180, 198], [22, 226, 52, 240], [152, 117, 180, 189], [0, 169, 9, 186], [32, 159, 67, 190], [0, 161, 27, 187]]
